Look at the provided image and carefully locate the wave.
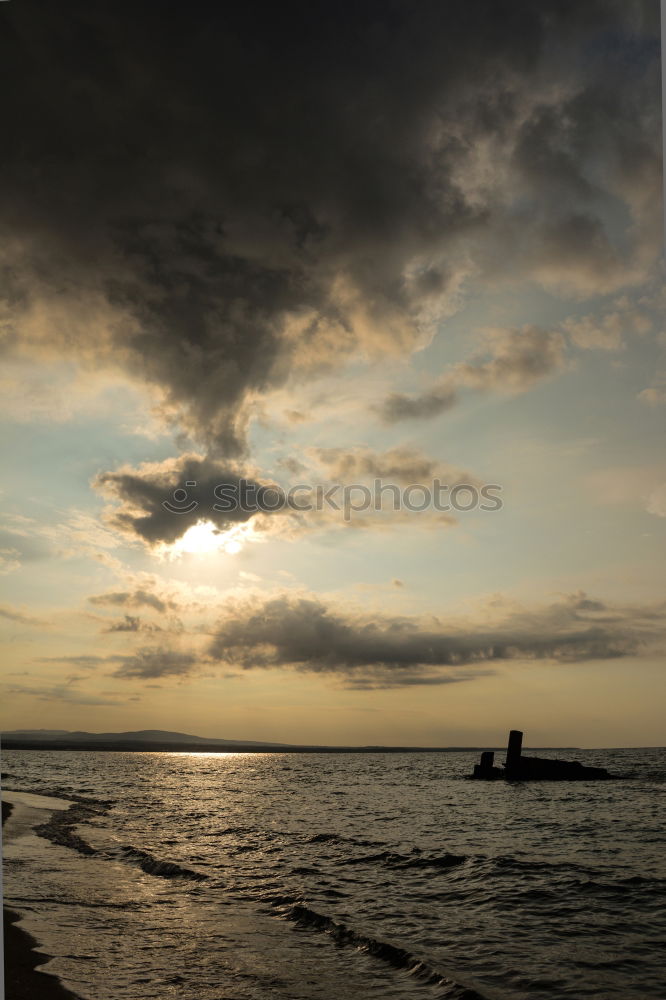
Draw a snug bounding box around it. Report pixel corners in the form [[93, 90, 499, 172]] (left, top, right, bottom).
[[3, 782, 113, 808], [28, 793, 208, 881], [307, 832, 386, 847], [35, 801, 104, 857], [337, 849, 467, 871], [277, 900, 490, 1000], [392, 852, 467, 871], [117, 845, 209, 881], [9, 895, 144, 911]]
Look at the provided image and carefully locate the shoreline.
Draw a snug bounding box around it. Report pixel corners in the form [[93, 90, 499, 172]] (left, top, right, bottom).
[[3, 800, 83, 1000]]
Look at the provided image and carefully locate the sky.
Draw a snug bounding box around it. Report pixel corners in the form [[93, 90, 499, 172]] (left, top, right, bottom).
[[0, 0, 664, 748]]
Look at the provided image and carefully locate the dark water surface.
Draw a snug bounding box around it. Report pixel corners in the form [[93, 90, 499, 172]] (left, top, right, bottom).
[[2, 748, 665, 1000]]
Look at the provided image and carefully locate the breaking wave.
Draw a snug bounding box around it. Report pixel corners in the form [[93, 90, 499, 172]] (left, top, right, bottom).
[[116, 845, 209, 881], [277, 900, 489, 1000]]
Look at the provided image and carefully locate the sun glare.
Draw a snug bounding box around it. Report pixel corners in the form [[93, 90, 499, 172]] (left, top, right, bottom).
[[164, 520, 255, 559]]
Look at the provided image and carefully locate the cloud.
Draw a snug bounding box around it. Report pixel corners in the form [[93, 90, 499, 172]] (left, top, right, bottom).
[[37, 654, 120, 669], [638, 386, 666, 406], [88, 572, 239, 618], [563, 299, 652, 352], [205, 589, 664, 688], [94, 452, 288, 547], [3, 680, 128, 706], [455, 326, 567, 391], [0, 604, 46, 626], [0, 548, 21, 575], [0, 511, 121, 565], [112, 648, 199, 680], [563, 312, 625, 351], [646, 484, 666, 518], [93, 445, 475, 548], [0, 604, 45, 626], [638, 371, 666, 406], [378, 384, 458, 424], [25, 589, 663, 690], [309, 446, 477, 487], [377, 326, 566, 423], [1, 1, 659, 452], [89, 589, 172, 613], [103, 614, 168, 634]]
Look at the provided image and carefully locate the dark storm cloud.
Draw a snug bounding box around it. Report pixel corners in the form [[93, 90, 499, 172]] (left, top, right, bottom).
[[0, 1, 659, 451], [94, 453, 287, 546], [204, 590, 664, 687]]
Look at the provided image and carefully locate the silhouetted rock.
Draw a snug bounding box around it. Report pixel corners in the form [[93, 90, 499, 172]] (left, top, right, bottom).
[[471, 730, 612, 781]]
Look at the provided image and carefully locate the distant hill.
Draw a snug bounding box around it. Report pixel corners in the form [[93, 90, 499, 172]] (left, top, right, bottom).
[[4, 729, 74, 738], [1, 728, 293, 748], [0, 728, 478, 753]]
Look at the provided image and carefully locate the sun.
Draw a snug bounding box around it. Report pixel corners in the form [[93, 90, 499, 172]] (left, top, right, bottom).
[[165, 520, 253, 558]]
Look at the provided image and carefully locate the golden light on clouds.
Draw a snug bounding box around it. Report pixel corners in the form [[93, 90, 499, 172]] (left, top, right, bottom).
[[162, 520, 258, 559]]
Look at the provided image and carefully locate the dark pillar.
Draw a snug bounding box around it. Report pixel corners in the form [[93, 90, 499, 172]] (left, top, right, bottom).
[[472, 750, 496, 778], [506, 730, 523, 771]]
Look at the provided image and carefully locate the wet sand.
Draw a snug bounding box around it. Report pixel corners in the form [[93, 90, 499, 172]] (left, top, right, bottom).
[[3, 800, 82, 1000]]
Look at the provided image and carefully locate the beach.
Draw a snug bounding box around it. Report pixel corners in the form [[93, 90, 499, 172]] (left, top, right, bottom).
[[3, 800, 81, 1000]]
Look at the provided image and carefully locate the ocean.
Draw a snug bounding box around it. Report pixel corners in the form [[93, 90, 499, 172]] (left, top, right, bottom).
[[2, 748, 665, 1000]]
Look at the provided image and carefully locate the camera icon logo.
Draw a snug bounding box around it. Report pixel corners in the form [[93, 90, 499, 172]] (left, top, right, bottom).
[[162, 481, 199, 514]]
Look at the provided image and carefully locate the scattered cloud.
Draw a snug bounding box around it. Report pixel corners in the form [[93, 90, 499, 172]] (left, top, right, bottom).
[[0, 548, 21, 575], [89, 588, 173, 614], [309, 446, 477, 487], [638, 386, 666, 406], [638, 371, 666, 406], [103, 615, 169, 634], [378, 383, 458, 424], [3, 679, 129, 706], [377, 326, 567, 423], [112, 648, 199, 680], [646, 484, 666, 518], [455, 326, 567, 392], [0, 604, 45, 626]]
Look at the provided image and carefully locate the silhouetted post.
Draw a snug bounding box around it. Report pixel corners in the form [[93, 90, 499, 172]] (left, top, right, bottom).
[[472, 750, 497, 779], [506, 730, 523, 772]]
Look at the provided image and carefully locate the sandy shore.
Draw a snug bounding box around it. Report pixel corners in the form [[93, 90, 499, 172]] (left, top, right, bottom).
[[3, 800, 83, 1000]]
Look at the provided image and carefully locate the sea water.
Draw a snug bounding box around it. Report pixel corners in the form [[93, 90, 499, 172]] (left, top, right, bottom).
[[2, 748, 665, 1000]]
